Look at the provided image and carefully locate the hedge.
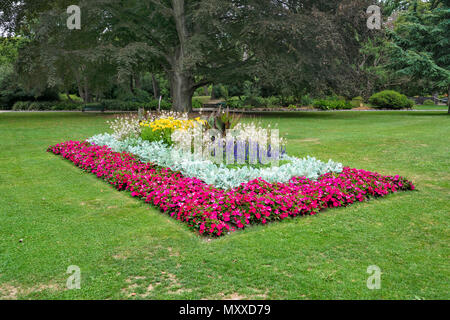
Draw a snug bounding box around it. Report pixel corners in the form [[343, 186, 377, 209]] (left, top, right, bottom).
[[12, 101, 82, 111], [12, 99, 173, 111], [313, 98, 353, 110]]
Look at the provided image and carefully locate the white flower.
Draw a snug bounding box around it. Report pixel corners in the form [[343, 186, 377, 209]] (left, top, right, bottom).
[[88, 133, 343, 190]]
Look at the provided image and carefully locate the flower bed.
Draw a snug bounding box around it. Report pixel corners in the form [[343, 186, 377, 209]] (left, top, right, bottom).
[[47, 140, 415, 237], [87, 133, 343, 189]]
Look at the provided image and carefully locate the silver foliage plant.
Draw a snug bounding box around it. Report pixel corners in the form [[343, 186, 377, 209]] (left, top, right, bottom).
[[87, 134, 343, 190]]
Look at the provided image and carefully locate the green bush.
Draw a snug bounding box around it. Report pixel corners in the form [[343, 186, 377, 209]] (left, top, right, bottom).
[[313, 98, 352, 110], [265, 96, 281, 107], [114, 88, 152, 103], [100, 99, 171, 111], [300, 95, 314, 106], [12, 100, 82, 111], [28, 101, 42, 110], [225, 97, 244, 109], [101, 100, 140, 111], [58, 93, 84, 103], [242, 96, 260, 107], [280, 96, 297, 106], [10, 99, 174, 111], [351, 96, 364, 108], [212, 84, 228, 99], [369, 90, 414, 109], [242, 96, 281, 108], [423, 99, 435, 106], [192, 98, 203, 109], [11, 101, 28, 110]]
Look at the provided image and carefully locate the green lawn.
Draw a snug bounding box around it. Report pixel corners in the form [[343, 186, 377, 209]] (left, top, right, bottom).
[[414, 104, 448, 110], [0, 111, 449, 300]]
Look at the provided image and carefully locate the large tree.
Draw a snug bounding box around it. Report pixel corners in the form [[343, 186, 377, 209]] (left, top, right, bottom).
[[385, 0, 450, 111], [1, 0, 380, 110]]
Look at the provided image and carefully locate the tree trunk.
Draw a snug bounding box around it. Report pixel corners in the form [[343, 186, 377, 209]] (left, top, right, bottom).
[[84, 79, 92, 103], [66, 92, 73, 102], [211, 85, 217, 100], [169, 0, 194, 112], [169, 70, 194, 112], [135, 73, 141, 90], [130, 75, 134, 93], [73, 71, 85, 103], [77, 85, 85, 102], [152, 74, 160, 99]]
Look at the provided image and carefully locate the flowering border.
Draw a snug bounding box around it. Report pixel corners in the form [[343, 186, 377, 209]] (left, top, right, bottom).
[[48, 141, 415, 237], [87, 133, 344, 190]]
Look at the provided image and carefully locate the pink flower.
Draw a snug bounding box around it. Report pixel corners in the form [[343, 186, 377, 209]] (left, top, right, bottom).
[[48, 141, 415, 237]]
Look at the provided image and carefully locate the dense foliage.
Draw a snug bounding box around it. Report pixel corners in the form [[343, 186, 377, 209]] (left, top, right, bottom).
[[369, 90, 414, 109], [313, 98, 353, 110], [0, 0, 377, 111], [0, 0, 448, 111]]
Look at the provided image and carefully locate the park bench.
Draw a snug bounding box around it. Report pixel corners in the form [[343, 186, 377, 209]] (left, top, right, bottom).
[[82, 103, 105, 112], [203, 101, 227, 109]]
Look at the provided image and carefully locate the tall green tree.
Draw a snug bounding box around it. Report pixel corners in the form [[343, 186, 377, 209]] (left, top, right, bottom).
[[0, 0, 386, 110], [386, 0, 450, 111]]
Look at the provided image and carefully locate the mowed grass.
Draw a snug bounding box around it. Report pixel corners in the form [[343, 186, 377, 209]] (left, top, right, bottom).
[[414, 105, 448, 110], [0, 111, 448, 300]]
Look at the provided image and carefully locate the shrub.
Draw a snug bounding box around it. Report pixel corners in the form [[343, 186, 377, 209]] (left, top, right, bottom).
[[242, 96, 259, 107], [59, 93, 84, 103], [225, 97, 244, 109], [100, 99, 171, 111], [12, 100, 82, 111], [101, 100, 141, 111], [212, 84, 228, 99], [281, 96, 297, 106], [313, 98, 352, 110], [369, 90, 414, 109], [242, 96, 281, 108], [351, 96, 364, 108], [265, 96, 281, 107], [29, 101, 43, 110], [423, 99, 435, 106], [192, 98, 203, 109], [114, 88, 152, 103], [12, 101, 28, 111], [10, 98, 174, 111], [300, 95, 314, 106]]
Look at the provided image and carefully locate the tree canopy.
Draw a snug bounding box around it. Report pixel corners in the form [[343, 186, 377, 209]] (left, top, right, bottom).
[[0, 0, 448, 111]]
